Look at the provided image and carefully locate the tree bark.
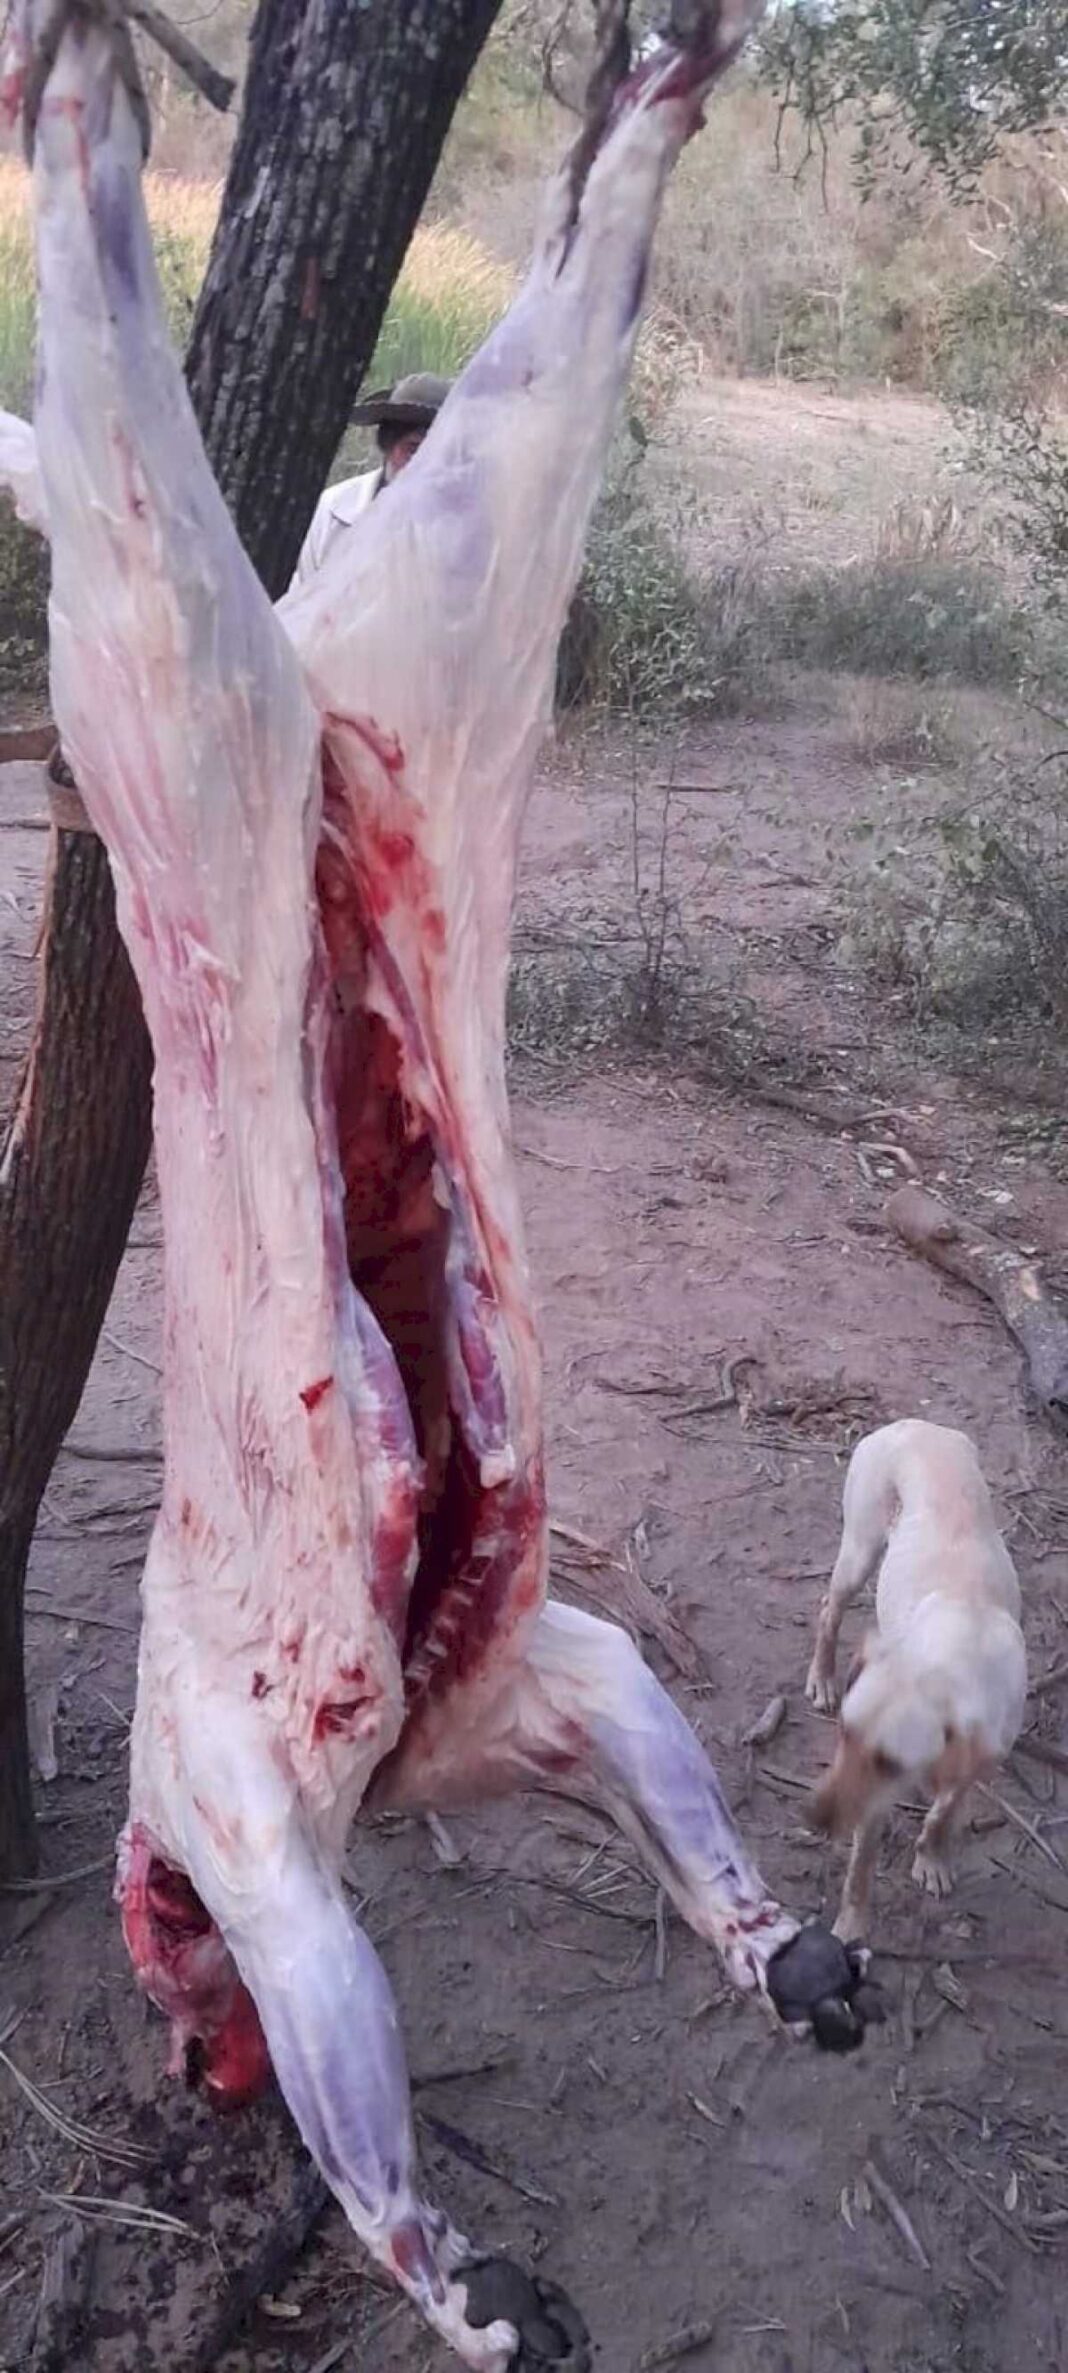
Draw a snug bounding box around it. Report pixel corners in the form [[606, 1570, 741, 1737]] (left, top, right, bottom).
[[187, 0, 504, 598], [0, 806, 153, 1877], [0, 0, 504, 1877]]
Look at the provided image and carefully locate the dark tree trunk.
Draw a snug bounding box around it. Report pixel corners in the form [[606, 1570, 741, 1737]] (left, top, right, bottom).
[[0, 0, 504, 1878], [0, 818, 153, 1877], [187, 0, 504, 598]]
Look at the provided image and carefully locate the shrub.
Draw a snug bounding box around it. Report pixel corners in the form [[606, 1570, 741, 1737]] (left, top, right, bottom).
[[0, 501, 49, 717], [964, 398, 1068, 613], [557, 448, 752, 717], [845, 754, 1068, 1035], [759, 554, 1039, 689]]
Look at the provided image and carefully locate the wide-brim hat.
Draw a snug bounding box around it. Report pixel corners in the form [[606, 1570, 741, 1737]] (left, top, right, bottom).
[[350, 371, 452, 431]]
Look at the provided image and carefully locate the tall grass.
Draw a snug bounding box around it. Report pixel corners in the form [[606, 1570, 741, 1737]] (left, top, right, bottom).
[[0, 158, 217, 404], [0, 165, 512, 422], [0, 168, 518, 712], [369, 223, 512, 386], [0, 179, 35, 413], [331, 225, 514, 484]]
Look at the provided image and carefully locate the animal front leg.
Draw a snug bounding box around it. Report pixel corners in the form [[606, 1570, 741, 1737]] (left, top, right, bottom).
[[524, 1603, 798, 1993], [374, 1603, 881, 2048], [833, 1805, 888, 1942]]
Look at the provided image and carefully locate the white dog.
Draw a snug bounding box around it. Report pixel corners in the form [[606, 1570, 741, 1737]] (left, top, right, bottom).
[[805, 1418, 1027, 1940]]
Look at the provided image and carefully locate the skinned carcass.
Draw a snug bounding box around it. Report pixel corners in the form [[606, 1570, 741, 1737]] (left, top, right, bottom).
[[0, 403, 46, 535], [7, 1, 881, 2365]]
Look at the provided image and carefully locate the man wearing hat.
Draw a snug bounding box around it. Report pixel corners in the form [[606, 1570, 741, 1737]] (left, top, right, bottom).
[[292, 371, 450, 586]]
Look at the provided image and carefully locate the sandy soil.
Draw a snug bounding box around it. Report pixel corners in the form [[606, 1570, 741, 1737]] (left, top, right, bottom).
[[673, 377, 974, 568], [4, 596, 1068, 2364]]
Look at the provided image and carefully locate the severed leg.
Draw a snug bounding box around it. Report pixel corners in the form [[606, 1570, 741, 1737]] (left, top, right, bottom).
[[134, 1683, 589, 2373], [372, 1603, 882, 2048]]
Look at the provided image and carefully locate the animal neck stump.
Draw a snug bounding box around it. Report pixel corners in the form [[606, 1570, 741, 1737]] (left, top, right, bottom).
[[8, 0, 879, 2361]]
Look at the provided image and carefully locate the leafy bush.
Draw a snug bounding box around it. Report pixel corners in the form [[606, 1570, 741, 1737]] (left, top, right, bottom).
[[845, 754, 1068, 1035], [760, 554, 1039, 689], [558, 449, 753, 717], [0, 501, 49, 717], [963, 397, 1068, 617]]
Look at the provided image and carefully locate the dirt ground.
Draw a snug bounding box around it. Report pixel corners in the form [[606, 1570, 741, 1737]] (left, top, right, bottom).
[[5, 390, 1068, 2373]]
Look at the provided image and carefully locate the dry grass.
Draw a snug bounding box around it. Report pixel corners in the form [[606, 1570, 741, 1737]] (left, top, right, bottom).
[[837, 679, 960, 770], [451, 68, 1068, 407], [357, 222, 513, 396], [0, 165, 512, 418]]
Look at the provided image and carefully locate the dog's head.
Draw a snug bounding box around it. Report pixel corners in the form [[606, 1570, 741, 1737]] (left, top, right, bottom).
[[807, 1633, 993, 1838]]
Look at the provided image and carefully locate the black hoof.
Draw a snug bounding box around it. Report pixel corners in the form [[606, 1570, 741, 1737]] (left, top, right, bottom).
[[767, 1921, 886, 2052], [459, 2255, 591, 2370]]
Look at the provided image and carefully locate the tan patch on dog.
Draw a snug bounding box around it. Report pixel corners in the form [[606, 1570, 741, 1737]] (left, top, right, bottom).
[[929, 1725, 990, 1797], [808, 1728, 894, 1839]]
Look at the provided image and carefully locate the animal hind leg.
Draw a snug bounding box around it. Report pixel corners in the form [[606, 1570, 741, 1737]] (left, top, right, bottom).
[[373, 1603, 882, 2044], [139, 1687, 588, 2373], [374, 1601, 802, 2000]]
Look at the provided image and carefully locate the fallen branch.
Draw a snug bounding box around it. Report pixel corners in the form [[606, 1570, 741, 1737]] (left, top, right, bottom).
[[886, 1185, 1068, 1427], [978, 1782, 1066, 1875], [418, 2112, 558, 2208], [0, 1852, 112, 1895], [0, 721, 56, 766], [742, 1692, 786, 1748], [638, 2322, 718, 2371], [1015, 1735, 1068, 1781], [550, 1517, 700, 1679], [29, 2219, 97, 2373], [745, 1076, 918, 1146], [552, 1550, 699, 1680], [863, 2159, 930, 2270], [189, 2158, 328, 2373], [924, 2131, 1041, 2256]]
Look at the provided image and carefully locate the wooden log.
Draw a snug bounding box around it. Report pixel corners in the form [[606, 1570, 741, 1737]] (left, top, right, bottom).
[[0, 721, 57, 765], [886, 1184, 1068, 1426], [29, 2218, 97, 2373], [189, 2158, 328, 2373]]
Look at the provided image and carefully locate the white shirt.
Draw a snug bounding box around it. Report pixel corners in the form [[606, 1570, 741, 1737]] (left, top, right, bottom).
[[291, 466, 383, 587]]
